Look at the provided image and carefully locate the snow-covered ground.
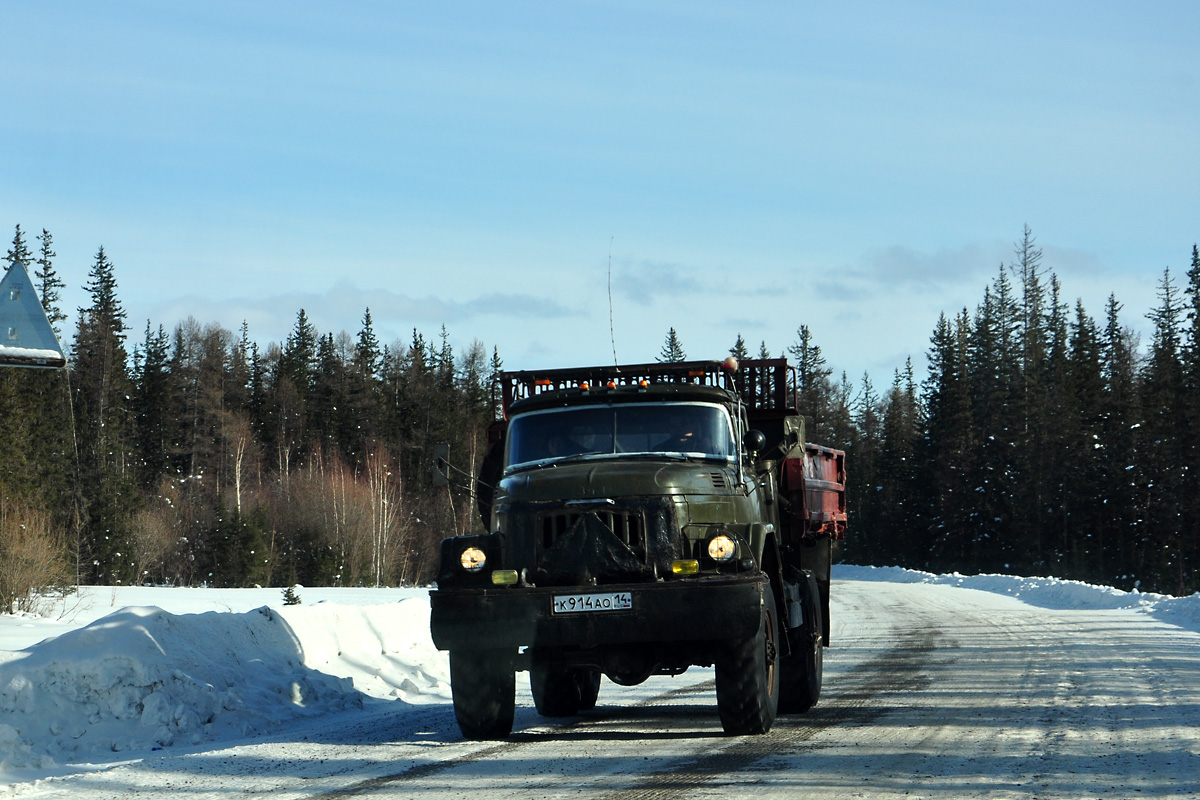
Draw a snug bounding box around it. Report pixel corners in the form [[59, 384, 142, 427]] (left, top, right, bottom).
[[1, 568, 1198, 796]]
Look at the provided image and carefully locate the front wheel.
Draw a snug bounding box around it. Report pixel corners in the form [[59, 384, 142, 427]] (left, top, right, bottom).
[[450, 648, 515, 739], [715, 580, 780, 735]]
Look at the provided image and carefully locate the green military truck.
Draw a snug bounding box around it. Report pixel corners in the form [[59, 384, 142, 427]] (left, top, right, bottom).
[[429, 358, 846, 738]]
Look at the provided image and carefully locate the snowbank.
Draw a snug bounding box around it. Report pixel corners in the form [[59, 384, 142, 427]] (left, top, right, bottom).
[[834, 564, 1200, 632], [0, 596, 448, 774]]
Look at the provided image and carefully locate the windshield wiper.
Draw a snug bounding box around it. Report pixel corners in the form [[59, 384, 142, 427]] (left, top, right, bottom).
[[508, 450, 732, 474], [506, 452, 608, 473], [615, 452, 688, 462], [613, 451, 734, 463]]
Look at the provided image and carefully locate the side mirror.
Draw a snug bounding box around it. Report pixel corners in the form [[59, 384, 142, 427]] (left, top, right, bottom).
[[744, 430, 766, 457], [433, 442, 450, 487]]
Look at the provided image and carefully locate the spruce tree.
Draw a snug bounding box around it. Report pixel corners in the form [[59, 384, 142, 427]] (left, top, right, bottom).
[[34, 229, 66, 334], [407, 328, 430, 376], [344, 310, 381, 456], [72, 246, 137, 583], [488, 345, 505, 420], [459, 339, 489, 412], [729, 333, 749, 362], [967, 277, 1016, 572], [921, 311, 976, 571], [132, 322, 172, 488], [1142, 269, 1188, 593], [226, 322, 252, 413], [1041, 276, 1075, 573], [1098, 294, 1141, 588], [354, 308, 381, 378], [273, 309, 319, 460], [279, 309, 318, 394], [4, 224, 32, 270], [1013, 228, 1052, 569], [1066, 299, 1107, 582], [1185, 246, 1200, 385], [248, 342, 268, 437], [844, 372, 880, 564], [828, 371, 857, 452], [1014, 225, 1048, 385], [658, 328, 686, 362], [436, 325, 455, 391], [1183, 246, 1200, 592], [311, 331, 350, 453], [872, 363, 920, 567], [788, 325, 833, 440]]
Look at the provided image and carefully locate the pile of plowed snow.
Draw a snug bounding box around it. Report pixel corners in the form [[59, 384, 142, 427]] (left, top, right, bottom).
[[0, 596, 449, 771], [837, 565, 1200, 630]]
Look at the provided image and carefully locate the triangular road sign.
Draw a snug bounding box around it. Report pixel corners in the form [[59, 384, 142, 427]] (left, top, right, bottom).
[[0, 261, 67, 369]]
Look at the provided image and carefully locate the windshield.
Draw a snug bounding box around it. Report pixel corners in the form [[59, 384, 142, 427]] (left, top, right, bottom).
[[506, 402, 736, 469]]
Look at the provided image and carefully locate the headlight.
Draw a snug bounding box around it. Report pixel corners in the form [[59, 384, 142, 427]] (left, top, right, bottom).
[[460, 547, 487, 572], [707, 535, 737, 562]]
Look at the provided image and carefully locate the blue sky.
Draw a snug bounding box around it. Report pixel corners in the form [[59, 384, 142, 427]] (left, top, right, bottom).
[[2, 2, 1197, 389]]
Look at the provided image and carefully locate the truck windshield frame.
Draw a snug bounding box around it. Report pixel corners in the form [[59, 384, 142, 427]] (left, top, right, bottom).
[[505, 401, 737, 472]]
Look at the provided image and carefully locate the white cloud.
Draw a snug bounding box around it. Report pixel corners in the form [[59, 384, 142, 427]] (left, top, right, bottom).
[[616, 260, 704, 307]]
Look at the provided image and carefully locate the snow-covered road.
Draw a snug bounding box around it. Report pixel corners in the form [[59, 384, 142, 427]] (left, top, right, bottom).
[[6, 570, 1199, 798]]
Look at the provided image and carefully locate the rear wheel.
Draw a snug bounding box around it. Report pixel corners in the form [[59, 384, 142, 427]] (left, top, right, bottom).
[[531, 667, 602, 716], [530, 667, 580, 717], [577, 669, 601, 710], [449, 648, 515, 739], [715, 580, 779, 735], [779, 571, 823, 713]]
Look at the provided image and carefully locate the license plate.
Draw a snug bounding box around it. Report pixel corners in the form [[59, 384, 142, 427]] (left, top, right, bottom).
[[552, 592, 633, 614]]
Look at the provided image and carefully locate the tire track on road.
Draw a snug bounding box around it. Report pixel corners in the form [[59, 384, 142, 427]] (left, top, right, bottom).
[[595, 627, 941, 800], [308, 626, 941, 800]]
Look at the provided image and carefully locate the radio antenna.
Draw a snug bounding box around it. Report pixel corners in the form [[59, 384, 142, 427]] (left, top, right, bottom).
[[608, 236, 619, 367]]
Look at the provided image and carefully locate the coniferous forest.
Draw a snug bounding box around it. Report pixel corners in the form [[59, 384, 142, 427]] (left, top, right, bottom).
[[2, 223, 1199, 604]]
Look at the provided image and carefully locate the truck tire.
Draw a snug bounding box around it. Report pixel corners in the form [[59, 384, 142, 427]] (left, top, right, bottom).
[[779, 572, 823, 714], [530, 667, 582, 717], [715, 580, 779, 735], [819, 576, 831, 647], [531, 667, 601, 716], [450, 648, 515, 739], [577, 669, 602, 710]]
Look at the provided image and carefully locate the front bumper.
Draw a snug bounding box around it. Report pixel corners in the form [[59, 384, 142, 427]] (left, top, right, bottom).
[[429, 573, 765, 651]]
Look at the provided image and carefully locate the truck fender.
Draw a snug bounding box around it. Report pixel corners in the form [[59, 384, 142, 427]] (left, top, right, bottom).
[[753, 527, 791, 657]]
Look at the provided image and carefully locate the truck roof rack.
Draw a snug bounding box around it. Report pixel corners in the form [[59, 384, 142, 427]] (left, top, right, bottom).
[[499, 358, 799, 417]]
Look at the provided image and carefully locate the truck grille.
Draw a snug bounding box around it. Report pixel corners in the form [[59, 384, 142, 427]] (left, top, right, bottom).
[[537, 510, 645, 556]]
